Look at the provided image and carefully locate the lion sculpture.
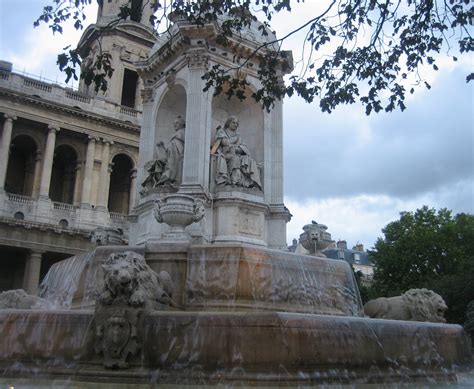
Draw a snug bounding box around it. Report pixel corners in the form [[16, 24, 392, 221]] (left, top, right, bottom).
[[364, 288, 448, 323], [99, 251, 174, 309]]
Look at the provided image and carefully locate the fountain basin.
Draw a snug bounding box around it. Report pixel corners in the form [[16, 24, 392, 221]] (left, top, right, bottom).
[[64, 243, 363, 315], [0, 309, 471, 385]]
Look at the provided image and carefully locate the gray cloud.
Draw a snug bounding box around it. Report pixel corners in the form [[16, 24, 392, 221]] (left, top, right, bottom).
[[283, 67, 473, 213]]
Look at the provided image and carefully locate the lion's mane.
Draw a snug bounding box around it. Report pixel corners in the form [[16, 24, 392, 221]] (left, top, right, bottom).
[[364, 288, 447, 323]]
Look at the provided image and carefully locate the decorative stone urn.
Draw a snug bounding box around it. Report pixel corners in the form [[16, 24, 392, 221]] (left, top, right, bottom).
[[153, 194, 205, 240]]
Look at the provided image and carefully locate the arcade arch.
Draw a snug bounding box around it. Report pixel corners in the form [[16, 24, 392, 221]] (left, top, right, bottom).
[[108, 153, 134, 214], [155, 84, 187, 146], [5, 135, 38, 197], [49, 144, 78, 204]]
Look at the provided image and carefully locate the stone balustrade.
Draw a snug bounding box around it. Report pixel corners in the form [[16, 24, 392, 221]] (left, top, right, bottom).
[[65, 89, 91, 104], [110, 212, 127, 221], [23, 78, 52, 93], [0, 70, 142, 123], [53, 201, 75, 212], [1, 192, 127, 237], [7, 193, 33, 205]]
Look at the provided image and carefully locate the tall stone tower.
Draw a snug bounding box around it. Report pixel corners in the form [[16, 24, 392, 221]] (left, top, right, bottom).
[[130, 13, 293, 249], [76, 0, 156, 110]]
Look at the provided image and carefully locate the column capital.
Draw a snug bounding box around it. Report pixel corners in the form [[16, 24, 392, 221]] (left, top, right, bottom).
[[108, 163, 114, 173], [141, 88, 155, 104], [29, 249, 45, 258], [187, 50, 209, 70], [130, 168, 137, 179], [3, 113, 17, 122], [86, 135, 99, 143], [47, 124, 60, 133], [102, 139, 114, 146]]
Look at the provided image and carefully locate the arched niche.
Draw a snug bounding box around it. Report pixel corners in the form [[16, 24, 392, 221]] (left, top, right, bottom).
[[5, 135, 38, 196], [211, 85, 264, 165], [108, 153, 134, 214], [155, 84, 187, 152], [50, 144, 78, 204]]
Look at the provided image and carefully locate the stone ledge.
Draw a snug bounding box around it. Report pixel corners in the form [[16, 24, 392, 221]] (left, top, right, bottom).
[[0, 310, 471, 385]]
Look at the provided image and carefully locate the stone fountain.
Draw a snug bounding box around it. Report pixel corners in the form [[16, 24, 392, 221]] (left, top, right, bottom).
[[0, 13, 471, 387]]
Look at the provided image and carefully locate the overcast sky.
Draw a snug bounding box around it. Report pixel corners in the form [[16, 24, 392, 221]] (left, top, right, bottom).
[[1, 1, 472, 250]]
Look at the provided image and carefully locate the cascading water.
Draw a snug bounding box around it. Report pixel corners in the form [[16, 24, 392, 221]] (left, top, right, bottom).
[[38, 250, 96, 309]]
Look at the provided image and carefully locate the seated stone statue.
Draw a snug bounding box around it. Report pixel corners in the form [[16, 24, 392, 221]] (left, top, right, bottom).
[[141, 116, 185, 194], [212, 115, 262, 190]]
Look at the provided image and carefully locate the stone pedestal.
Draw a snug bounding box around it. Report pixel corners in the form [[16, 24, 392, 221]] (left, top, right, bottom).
[[212, 190, 267, 246]]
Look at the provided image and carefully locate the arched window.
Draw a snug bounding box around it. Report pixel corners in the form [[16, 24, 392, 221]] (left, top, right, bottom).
[[50, 144, 78, 204], [5, 135, 38, 196], [108, 154, 134, 214]]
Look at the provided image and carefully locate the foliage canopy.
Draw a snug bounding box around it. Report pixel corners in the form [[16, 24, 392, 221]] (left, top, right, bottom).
[[369, 206, 474, 324], [35, 0, 473, 113]]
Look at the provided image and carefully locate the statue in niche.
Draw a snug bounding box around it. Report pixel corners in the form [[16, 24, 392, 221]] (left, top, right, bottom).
[[141, 116, 185, 195], [212, 115, 262, 190]]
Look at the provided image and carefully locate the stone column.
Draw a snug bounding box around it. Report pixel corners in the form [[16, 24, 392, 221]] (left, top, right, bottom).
[[105, 163, 113, 208], [182, 50, 213, 190], [97, 140, 112, 208], [0, 114, 16, 191], [265, 98, 284, 204], [136, 88, 156, 197], [23, 250, 43, 295], [72, 161, 82, 206], [80, 136, 97, 206], [32, 150, 43, 198], [129, 168, 137, 213], [39, 125, 59, 198]]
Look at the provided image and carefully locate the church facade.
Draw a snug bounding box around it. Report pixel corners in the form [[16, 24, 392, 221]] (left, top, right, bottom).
[[0, 0, 155, 294]]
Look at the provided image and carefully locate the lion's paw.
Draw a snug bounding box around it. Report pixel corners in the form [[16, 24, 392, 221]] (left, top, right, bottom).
[[129, 290, 146, 307]]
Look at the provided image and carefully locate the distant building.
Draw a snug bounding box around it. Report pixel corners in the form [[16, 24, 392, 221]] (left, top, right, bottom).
[[323, 240, 373, 281], [288, 238, 298, 253]]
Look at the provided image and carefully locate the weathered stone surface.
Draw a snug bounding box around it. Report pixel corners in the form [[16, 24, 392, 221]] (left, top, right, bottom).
[[364, 288, 448, 323], [0, 310, 471, 384]]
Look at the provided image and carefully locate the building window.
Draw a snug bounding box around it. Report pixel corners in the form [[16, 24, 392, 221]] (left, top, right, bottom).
[[353, 253, 361, 264], [337, 250, 345, 260], [14, 212, 24, 220], [130, 0, 143, 22], [121, 69, 139, 108]]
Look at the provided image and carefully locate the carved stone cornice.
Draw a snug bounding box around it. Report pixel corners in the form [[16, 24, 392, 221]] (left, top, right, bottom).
[[0, 88, 141, 133]]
